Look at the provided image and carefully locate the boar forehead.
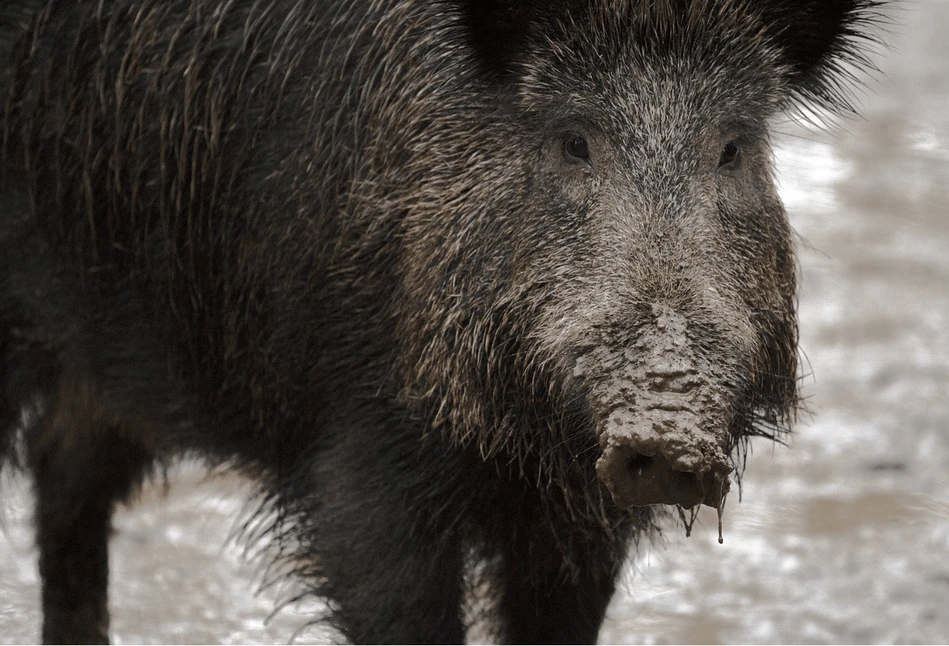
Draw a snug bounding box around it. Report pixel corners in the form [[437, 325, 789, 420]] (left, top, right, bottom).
[[516, 3, 787, 144]]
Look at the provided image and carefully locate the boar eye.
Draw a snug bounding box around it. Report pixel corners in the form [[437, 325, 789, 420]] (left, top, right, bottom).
[[718, 141, 740, 168], [563, 134, 592, 167]]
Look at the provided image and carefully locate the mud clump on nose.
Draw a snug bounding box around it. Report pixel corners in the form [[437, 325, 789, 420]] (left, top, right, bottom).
[[596, 442, 730, 510]]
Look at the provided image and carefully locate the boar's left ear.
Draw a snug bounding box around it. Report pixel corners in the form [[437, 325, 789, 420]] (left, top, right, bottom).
[[759, 0, 888, 111], [460, 0, 586, 77]]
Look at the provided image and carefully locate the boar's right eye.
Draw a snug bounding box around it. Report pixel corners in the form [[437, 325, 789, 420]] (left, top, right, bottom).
[[563, 134, 592, 168], [718, 141, 740, 168]]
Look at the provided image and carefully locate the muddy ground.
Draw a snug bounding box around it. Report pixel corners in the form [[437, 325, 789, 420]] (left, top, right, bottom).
[[2, 2, 948, 643]]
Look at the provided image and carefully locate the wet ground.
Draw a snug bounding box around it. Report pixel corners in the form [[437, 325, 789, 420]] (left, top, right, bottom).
[[2, 2, 948, 644]]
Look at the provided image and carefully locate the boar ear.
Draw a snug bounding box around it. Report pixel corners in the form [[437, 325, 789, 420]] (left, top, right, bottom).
[[760, 0, 888, 112], [460, 0, 585, 77]]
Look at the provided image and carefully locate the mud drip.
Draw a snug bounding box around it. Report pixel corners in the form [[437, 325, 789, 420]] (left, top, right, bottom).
[[676, 505, 699, 537], [676, 490, 727, 544]]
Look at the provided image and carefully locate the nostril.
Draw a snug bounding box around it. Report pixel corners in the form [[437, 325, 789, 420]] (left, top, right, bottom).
[[627, 453, 654, 476]]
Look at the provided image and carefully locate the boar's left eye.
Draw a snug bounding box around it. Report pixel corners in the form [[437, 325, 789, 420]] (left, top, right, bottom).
[[718, 141, 740, 168], [563, 134, 592, 168]]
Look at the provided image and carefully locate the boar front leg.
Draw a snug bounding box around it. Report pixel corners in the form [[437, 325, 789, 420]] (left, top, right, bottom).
[[320, 521, 466, 644], [27, 376, 154, 644], [308, 431, 469, 644], [494, 513, 630, 644]]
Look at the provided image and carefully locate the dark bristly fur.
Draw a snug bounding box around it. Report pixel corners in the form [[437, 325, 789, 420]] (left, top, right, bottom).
[[0, 1, 885, 643]]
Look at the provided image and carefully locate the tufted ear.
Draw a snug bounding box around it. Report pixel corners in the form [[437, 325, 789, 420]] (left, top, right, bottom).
[[757, 0, 889, 112], [460, 0, 585, 77]]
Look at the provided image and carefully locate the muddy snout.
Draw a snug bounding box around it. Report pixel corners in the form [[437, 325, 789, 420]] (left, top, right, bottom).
[[592, 386, 733, 509], [595, 440, 730, 509], [583, 307, 738, 510]]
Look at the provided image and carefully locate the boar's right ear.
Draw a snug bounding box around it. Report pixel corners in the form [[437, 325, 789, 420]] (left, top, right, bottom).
[[460, 0, 585, 77], [759, 0, 888, 112]]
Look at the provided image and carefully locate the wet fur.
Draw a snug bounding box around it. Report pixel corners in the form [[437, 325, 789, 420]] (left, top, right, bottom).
[[0, 0, 885, 643]]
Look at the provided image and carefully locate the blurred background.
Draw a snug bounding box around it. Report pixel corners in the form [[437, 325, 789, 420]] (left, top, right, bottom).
[[2, 1, 947, 643]]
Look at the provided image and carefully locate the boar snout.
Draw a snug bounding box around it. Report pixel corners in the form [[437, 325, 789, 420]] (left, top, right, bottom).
[[577, 306, 739, 510], [588, 362, 734, 510]]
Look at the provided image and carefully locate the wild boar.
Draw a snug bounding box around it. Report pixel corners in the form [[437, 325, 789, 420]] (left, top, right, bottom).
[[0, 0, 885, 642]]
